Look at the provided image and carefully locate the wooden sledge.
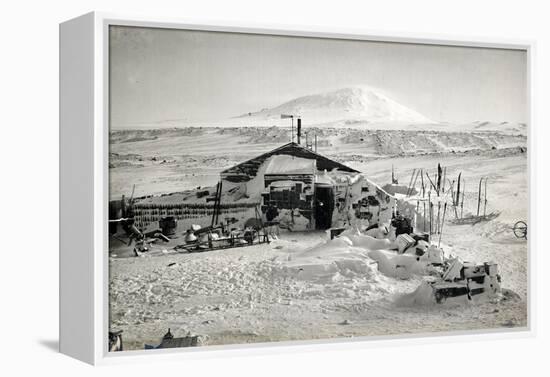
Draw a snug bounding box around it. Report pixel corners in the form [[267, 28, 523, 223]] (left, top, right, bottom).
[[175, 228, 269, 253], [449, 211, 500, 225], [145, 329, 201, 349]]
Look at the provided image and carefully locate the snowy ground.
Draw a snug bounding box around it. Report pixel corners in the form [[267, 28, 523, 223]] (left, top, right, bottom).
[[109, 126, 528, 350], [109, 126, 526, 199], [110, 225, 526, 350]]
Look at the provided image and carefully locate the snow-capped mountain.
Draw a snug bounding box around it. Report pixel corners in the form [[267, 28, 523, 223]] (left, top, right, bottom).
[[236, 86, 432, 124], [114, 86, 526, 134]]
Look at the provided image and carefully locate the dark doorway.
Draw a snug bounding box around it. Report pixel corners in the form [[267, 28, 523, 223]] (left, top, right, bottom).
[[314, 186, 334, 230]]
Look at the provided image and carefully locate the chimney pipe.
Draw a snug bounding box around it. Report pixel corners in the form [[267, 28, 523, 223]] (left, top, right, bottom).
[[297, 118, 302, 144]]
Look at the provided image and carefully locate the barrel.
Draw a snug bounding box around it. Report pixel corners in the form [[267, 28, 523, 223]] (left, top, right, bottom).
[[159, 216, 177, 237]]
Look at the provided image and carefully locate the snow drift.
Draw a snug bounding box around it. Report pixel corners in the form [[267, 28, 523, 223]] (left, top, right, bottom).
[[274, 236, 382, 284]]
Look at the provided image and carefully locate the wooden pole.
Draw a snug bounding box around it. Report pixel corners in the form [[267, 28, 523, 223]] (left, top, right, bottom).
[[428, 192, 432, 236], [409, 169, 420, 196], [437, 201, 447, 233], [460, 179, 465, 219], [430, 202, 434, 237], [456, 173, 461, 207], [415, 200, 420, 229], [423, 200, 426, 232], [448, 180, 455, 205], [425, 171, 437, 192], [437, 164, 443, 195], [420, 169, 425, 197], [477, 177, 483, 217], [406, 169, 416, 196], [442, 167, 447, 193], [438, 202, 448, 248], [484, 177, 488, 217], [449, 180, 458, 219]]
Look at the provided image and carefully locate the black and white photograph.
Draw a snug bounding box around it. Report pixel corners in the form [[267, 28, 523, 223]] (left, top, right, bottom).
[[107, 25, 528, 351]]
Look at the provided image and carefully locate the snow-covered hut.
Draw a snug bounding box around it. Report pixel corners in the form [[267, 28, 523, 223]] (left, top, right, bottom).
[[220, 142, 395, 230]]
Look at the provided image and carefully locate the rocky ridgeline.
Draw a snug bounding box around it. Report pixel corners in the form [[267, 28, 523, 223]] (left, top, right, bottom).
[[109, 127, 526, 170]]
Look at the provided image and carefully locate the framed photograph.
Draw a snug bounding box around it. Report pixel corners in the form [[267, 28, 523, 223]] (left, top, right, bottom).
[[60, 12, 533, 364]]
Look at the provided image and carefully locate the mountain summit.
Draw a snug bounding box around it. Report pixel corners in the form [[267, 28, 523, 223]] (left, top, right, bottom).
[[237, 86, 432, 124]]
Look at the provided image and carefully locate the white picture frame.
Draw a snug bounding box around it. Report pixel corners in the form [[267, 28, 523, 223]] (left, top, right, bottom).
[[59, 11, 535, 365]]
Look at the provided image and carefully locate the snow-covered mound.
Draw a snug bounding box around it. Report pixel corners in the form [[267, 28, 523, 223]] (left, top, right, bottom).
[[270, 236, 394, 299], [273, 229, 447, 286], [274, 237, 380, 283], [274, 232, 395, 282], [236, 86, 432, 125], [368, 249, 437, 280]]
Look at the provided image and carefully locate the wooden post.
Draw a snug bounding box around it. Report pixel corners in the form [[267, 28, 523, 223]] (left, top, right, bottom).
[[425, 171, 437, 192], [484, 177, 488, 217], [438, 202, 448, 248], [415, 200, 420, 229], [409, 169, 420, 196], [456, 173, 461, 207], [442, 167, 447, 193], [428, 192, 432, 236], [436, 163, 443, 196], [449, 180, 458, 219], [460, 179, 465, 219], [436, 201, 441, 234], [477, 177, 483, 217], [406, 169, 416, 196], [420, 169, 425, 197], [423, 200, 426, 232]]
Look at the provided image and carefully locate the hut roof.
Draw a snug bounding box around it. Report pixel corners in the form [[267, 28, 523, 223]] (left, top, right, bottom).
[[221, 142, 360, 182], [265, 155, 316, 175]]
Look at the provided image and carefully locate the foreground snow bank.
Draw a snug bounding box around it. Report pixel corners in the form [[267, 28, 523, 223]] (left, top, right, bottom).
[[394, 282, 439, 306], [270, 230, 455, 304], [281, 229, 442, 280], [368, 250, 432, 279], [271, 236, 393, 297], [279, 237, 378, 282], [367, 248, 444, 280], [273, 231, 427, 284]]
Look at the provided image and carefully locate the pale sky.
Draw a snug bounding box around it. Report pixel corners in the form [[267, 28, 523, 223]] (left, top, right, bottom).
[[109, 25, 527, 128]]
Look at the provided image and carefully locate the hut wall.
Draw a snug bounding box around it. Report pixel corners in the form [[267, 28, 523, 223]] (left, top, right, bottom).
[[264, 174, 314, 187], [132, 202, 259, 231], [331, 174, 396, 228]]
